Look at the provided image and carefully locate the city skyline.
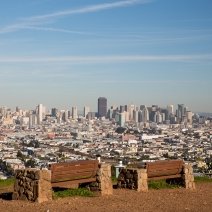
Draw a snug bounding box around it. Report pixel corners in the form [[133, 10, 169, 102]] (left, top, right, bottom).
[[0, 0, 212, 112], [0, 101, 202, 115]]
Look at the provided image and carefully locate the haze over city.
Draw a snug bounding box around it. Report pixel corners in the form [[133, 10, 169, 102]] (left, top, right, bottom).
[[0, 0, 212, 112]]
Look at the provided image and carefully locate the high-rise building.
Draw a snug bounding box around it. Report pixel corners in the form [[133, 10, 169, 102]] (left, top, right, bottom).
[[133, 109, 139, 122], [51, 108, 58, 117], [142, 106, 149, 122], [178, 104, 185, 123], [118, 112, 125, 127], [138, 110, 142, 123], [154, 111, 162, 124], [84, 106, 90, 118], [140, 105, 145, 111], [62, 110, 69, 122], [167, 105, 174, 120], [29, 113, 37, 128], [186, 111, 193, 125], [167, 105, 174, 114], [120, 105, 125, 113], [128, 104, 135, 121], [37, 104, 43, 125], [72, 106, 78, 119], [98, 97, 107, 118]]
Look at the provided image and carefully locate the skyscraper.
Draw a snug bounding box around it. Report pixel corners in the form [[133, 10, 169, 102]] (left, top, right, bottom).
[[178, 104, 185, 123], [142, 106, 149, 123], [37, 104, 43, 125], [72, 106, 78, 119], [98, 97, 107, 118], [167, 105, 174, 115], [84, 106, 90, 118]]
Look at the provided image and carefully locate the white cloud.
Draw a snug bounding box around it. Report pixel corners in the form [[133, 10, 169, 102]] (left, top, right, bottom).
[[25, 0, 150, 21], [0, 54, 211, 63], [20, 26, 94, 35], [0, 0, 152, 34]]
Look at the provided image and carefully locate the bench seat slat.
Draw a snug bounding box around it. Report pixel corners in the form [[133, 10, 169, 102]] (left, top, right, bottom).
[[52, 169, 98, 176], [51, 177, 97, 188], [50, 160, 99, 187], [146, 160, 184, 179], [148, 174, 182, 181], [52, 163, 97, 169], [148, 169, 182, 178], [52, 171, 97, 182]]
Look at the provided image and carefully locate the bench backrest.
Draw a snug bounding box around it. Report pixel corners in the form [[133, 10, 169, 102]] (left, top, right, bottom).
[[50, 160, 99, 183], [145, 160, 184, 179]]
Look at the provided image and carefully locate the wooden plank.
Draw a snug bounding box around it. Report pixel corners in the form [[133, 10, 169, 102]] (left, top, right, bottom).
[[51, 177, 97, 188], [147, 174, 182, 181], [52, 162, 98, 169], [146, 160, 182, 166], [52, 168, 98, 175], [147, 169, 182, 178], [52, 166, 97, 172], [50, 160, 98, 170], [147, 167, 182, 173], [146, 160, 183, 178], [52, 172, 95, 179], [146, 161, 183, 169], [50, 160, 99, 183], [51, 167, 98, 175]]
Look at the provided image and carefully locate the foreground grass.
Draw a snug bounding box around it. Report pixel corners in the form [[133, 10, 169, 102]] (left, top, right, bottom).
[[53, 188, 95, 199], [148, 176, 212, 189], [148, 180, 180, 190], [194, 176, 212, 183], [0, 178, 15, 188]]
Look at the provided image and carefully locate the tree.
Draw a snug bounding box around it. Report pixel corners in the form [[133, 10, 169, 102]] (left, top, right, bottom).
[[25, 159, 36, 168]]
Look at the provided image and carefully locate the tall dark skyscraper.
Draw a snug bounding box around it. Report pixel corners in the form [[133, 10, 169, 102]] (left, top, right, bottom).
[[178, 104, 185, 122], [98, 97, 107, 118]]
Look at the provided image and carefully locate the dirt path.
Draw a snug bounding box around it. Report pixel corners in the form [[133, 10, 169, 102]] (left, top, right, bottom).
[[0, 183, 211, 212]]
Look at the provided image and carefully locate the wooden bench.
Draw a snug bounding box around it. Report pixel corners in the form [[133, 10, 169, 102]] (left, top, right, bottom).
[[117, 160, 195, 191], [49, 160, 99, 188], [144, 160, 184, 181]]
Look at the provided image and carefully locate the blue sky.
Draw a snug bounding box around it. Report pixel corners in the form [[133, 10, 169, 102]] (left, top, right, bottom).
[[0, 0, 212, 112]]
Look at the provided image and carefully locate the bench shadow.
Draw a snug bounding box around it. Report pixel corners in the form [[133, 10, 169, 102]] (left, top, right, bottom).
[[113, 184, 118, 189], [0, 192, 13, 200]]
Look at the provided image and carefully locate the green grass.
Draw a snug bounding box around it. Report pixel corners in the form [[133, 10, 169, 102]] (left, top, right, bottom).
[[111, 176, 117, 184], [53, 188, 95, 199], [0, 178, 15, 188], [194, 176, 212, 183], [148, 180, 181, 190], [148, 176, 212, 189]]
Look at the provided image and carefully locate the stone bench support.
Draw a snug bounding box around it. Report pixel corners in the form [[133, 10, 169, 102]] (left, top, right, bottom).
[[12, 169, 52, 203], [182, 164, 196, 190], [97, 164, 113, 195]]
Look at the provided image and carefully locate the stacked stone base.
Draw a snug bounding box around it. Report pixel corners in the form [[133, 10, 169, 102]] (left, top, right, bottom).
[[97, 164, 113, 195], [117, 168, 148, 192], [12, 169, 52, 203], [82, 164, 113, 195], [182, 164, 196, 190]]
